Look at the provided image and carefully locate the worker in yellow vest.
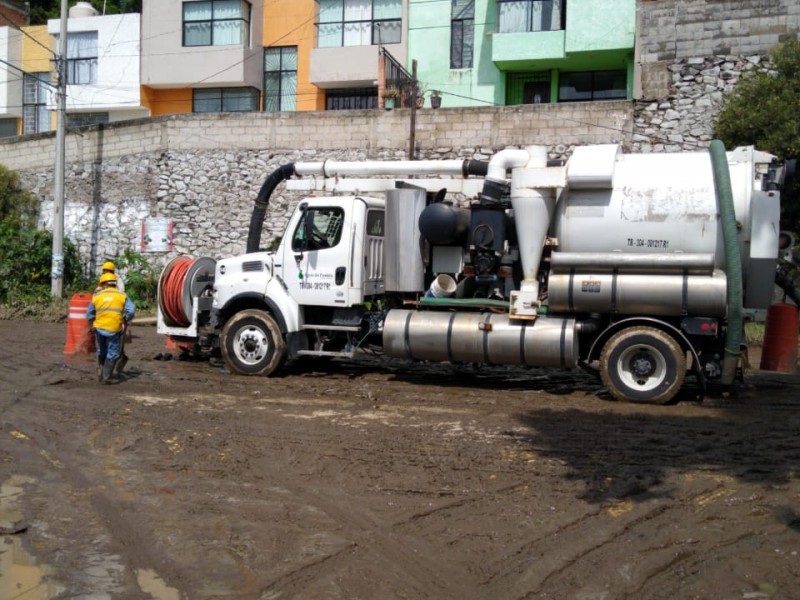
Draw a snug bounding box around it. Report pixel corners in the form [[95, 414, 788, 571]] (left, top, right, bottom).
[[87, 273, 135, 384]]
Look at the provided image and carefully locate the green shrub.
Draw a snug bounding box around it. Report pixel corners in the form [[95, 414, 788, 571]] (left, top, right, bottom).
[[0, 222, 87, 305], [113, 249, 158, 310]]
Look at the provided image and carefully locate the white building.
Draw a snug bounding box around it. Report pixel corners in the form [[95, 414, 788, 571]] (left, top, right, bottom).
[[0, 26, 23, 136], [47, 3, 148, 126]]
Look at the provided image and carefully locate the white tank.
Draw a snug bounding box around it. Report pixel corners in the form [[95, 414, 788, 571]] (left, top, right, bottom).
[[549, 146, 781, 309], [69, 1, 100, 18]]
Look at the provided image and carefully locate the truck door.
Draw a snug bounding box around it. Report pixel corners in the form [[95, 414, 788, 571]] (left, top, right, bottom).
[[282, 204, 352, 307]]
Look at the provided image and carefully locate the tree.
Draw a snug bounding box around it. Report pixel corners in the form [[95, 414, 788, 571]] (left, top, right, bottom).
[[29, 0, 142, 25], [0, 164, 38, 227], [715, 38, 800, 234]]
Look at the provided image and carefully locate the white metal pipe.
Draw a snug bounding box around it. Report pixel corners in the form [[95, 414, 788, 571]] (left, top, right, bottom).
[[486, 148, 533, 182], [294, 160, 470, 178]]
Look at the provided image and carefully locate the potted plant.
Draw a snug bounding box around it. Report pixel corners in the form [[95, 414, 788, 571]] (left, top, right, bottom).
[[415, 85, 426, 109], [430, 90, 442, 109], [383, 87, 401, 109]]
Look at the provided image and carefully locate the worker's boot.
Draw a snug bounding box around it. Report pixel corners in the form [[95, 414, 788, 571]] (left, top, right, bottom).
[[102, 358, 120, 385], [97, 356, 105, 383], [115, 354, 129, 377]]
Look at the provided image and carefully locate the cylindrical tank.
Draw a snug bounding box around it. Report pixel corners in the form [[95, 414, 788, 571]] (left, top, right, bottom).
[[69, 1, 99, 17], [547, 270, 728, 317], [760, 303, 799, 373], [383, 309, 578, 368], [552, 146, 780, 311], [418, 202, 470, 245]]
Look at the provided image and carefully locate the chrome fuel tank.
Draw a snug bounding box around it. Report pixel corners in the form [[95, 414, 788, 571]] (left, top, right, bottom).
[[383, 309, 578, 368]]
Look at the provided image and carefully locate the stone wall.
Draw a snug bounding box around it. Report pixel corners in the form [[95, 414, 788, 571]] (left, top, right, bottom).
[[2, 102, 632, 274], [633, 0, 800, 152]]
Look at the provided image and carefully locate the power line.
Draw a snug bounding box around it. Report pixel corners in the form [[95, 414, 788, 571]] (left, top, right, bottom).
[[0, 12, 56, 57]]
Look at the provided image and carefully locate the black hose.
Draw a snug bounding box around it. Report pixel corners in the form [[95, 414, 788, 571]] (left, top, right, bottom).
[[463, 159, 488, 177], [775, 269, 800, 306], [246, 163, 296, 253]]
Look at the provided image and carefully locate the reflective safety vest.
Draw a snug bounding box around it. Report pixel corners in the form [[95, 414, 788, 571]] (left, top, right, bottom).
[[90, 288, 128, 333]]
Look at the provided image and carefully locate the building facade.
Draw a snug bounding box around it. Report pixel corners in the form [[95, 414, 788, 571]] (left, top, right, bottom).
[[141, 0, 265, 116], [409, 0, 636, 108]]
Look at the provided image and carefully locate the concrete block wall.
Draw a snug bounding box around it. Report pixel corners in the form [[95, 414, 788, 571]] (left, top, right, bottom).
[[1, 102, 633, 273], [638, 0, 800, 62]]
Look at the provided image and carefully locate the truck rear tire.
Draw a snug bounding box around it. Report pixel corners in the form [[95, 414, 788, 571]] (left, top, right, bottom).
[[221, 309, 286, 376], [600, 326, 686, 404]]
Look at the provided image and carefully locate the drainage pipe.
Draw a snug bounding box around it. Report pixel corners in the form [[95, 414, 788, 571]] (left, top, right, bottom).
[[709, 140, 743, 385], [246, 163, 296, 253]]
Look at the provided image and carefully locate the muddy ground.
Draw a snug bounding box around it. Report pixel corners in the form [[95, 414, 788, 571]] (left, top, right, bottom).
[[0, 318, 798, 600]]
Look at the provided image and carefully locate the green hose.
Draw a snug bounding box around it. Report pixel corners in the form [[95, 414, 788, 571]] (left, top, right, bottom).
[[709, 140, 743, 385]]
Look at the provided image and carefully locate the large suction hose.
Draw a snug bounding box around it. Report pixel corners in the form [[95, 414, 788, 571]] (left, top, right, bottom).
[[709, 140, 743, 385], [246, 163, 297, 253]]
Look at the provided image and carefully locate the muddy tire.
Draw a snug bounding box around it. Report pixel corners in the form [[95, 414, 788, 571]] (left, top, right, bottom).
[[600, 326, 686, 404], [221, 309, 286, 376]]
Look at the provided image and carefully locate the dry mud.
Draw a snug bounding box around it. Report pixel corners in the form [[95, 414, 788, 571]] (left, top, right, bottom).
[[0, 319, 798, 599]]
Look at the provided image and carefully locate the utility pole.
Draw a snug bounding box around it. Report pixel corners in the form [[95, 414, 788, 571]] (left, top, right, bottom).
[[51, 0, 68, 297], [408, 59, 417, 161]]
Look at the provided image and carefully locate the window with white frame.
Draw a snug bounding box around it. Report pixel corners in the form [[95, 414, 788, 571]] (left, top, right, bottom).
[[66, 32, 98, 85], [317, 0, 401, 48], [264, 47, 297, 112], [23, 72, 52, 134], [183, 0, 251, 47], [451, 0, 474, 69], [193, 87, 260, 112], [497, 0, 564, 34]]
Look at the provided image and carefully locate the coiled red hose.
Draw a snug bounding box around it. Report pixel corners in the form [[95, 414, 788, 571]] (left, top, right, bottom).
[[161, 258, 193, 327]]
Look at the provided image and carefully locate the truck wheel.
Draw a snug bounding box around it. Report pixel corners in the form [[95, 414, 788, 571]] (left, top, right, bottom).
[[600, 326, 686, 404], [221, 309, 286, 376]]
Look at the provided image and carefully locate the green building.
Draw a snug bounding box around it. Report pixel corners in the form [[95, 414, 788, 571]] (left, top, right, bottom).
[[408, 0, 635, 107]]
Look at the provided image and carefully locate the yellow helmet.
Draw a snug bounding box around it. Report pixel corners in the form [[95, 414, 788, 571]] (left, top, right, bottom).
[[101, 261, 116, 272], [99, 272, 117, 286]]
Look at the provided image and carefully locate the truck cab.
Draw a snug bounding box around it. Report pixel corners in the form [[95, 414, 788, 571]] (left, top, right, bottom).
[[209, 195, 387, 375]]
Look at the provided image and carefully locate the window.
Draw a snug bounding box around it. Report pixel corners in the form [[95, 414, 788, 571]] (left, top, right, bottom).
[[497, 0, 564, 33], [67, 112, 109, 128], [292, 207, 345, 251], [264, 47, 297, 112], [317, 0, 401, 48], [559, 70, 626, 102], [451, 0, 474, 69], [183, 0, 251, 47], [325, 88, 378, 110], [193, 87, 260, 112], [506, 71, 551, 105], [366, 210, 384, 236], [23, 72, 52, 134], [66, 32, 97, 85], [0, 118, 17, 138]]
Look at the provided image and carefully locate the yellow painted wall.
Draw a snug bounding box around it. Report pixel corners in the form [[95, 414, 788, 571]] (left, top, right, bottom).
[[141, 86, 193, 116], [20, 25, 55, 131], [20, 25, 53, 73], [263, 0, 324, 111]]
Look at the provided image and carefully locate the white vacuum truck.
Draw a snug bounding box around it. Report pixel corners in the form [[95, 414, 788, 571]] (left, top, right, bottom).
[[157, 141, 792, 404]]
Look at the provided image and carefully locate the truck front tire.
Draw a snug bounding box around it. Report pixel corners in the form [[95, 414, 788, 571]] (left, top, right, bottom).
[[600, 326, 686, 404], [221, 309, 286, 376]]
